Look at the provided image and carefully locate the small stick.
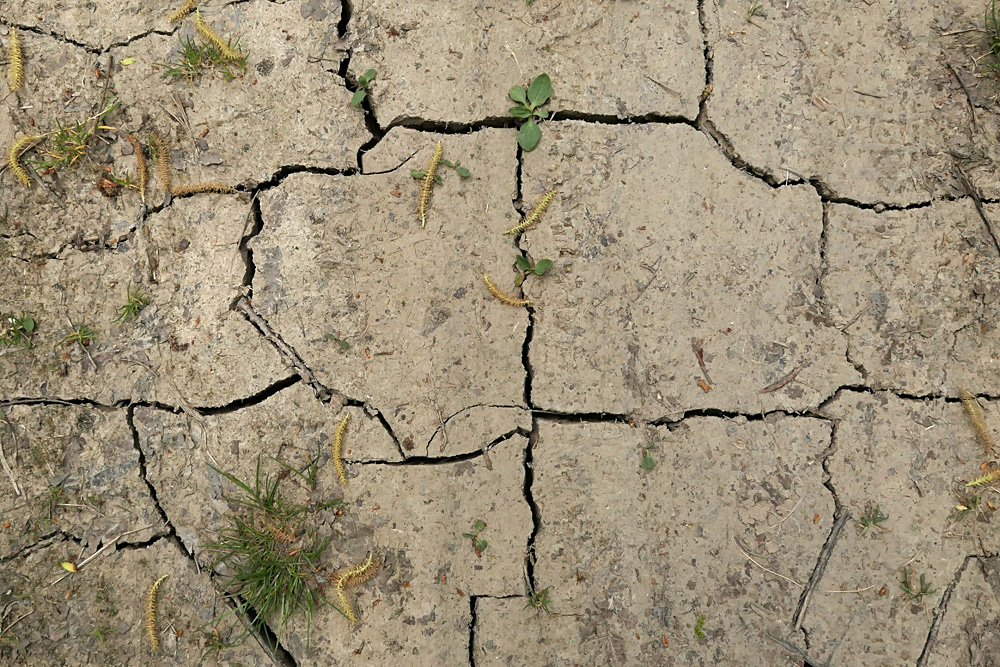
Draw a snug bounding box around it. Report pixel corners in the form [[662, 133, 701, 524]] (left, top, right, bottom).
[[792, 509, 850, 631], [691, 337, 713, 385], [46, 524, 155, 587], [734, 536, 803, 589], [947, 63, 977, 132], [759, 365, 802, 394], [955, 163, 1000, 257]]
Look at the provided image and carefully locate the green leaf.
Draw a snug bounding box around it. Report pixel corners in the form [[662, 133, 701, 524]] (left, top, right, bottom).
[[461, 532, 475, 539], [515, 274, 524, 287], [532, 108, 548, 119], [455, 166, 471, 178], [21, 317, 35, 332], [533, 259, 554, 275], [440, 158, 455, 168], [509, 105, 532, 119], [517, 119, 542, 152], [339, 339, 350, 350], [472, 519, 486, 532], [509, 85, 528, 105], [411, 169, 425, 179], [475, 538, 488, 552], [121, 57, 136, 66], [363, 68, 377, 83], [433, 174, 444, 185], [641, 451, 655, 470], [515, 256, 532, 272], [350, 89, 366, 106], [527, 73, 552, 107]]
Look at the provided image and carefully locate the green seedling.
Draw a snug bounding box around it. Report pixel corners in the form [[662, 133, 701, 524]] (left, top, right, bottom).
[[747, 0, 763, 20], [640, 443, 656, 471], [351, 69, 377, 106], [461, 519, 488, 557], [157, 35, 247, 82], [988, 0, 1000, 67], [59, 323, 99, 348], [112, 282, 150, 326], [509, 73, 552, 151], [0, 312, 36, 348], [411, 158, 472, 182], [324, 334, 351, 351], [87, 623, 115, 644], [201, 456, 343, 646], [899, 567, 936, 601], [694, 614, 707, 638], [513, 255, 554, 287], [523, 585, 554, 614], [45, 483, 67, 521], [857, 504, 889, 536]]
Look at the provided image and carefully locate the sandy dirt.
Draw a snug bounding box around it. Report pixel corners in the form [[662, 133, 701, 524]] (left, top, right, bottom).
[[2, 1, 1000, 665]]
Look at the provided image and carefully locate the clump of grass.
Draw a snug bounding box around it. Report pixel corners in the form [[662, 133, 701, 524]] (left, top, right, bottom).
[[856, 504, 889, 536], [0, 311, 36, 348], [988, 0, 1000, 66], [202, 457, 343, 646], [899, 567, 936, 601], [59, 323, 99, 348], [523, 585, 554, 614], [112, 281, 150, 326], [157, 34, 247, 82], [30, 99, 121, 174]]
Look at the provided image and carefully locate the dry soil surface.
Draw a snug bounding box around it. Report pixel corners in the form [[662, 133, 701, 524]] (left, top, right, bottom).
[[3, 1, 1000, 666]]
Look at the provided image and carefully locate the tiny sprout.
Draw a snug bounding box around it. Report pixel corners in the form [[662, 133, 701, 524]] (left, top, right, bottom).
[[351, 69, 377, 106], [509, 73, 552, 151], [461, 519, 488, 557]]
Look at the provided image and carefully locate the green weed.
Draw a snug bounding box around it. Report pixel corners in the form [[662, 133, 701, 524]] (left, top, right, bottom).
[[747, 0, 763, 20], [59, 323, 99, 348], [523, 585, 554, 614], [899, 567, 936, 601], [988, 0, 1000, 67], [411, 157, 472, 182], [87, 623, 115, 644], [112, 282, 150, 326], [158, 35, 247, 82], [857, 504, 889, 536], [201, 456, 343, 646], [351, 69, 377, 107], [29, 99, 120, 173], [0, 312, 36, 348], [513, 255, 553, 287], [640, 443, 656, 471], [509, 73, 552, 151], [694, 614, 707, 638], [461, 519, 488, 557]]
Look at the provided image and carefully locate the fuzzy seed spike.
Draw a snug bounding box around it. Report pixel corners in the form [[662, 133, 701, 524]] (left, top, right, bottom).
[[194, 10, 241, 61], [168, 0, 198, 22], [125, 134, 147, 204], [418, 141, 443, 228], [7, 27, 23, 93], [967, 467, 1000, 488], [146, 574, 169, 652], [505, 190, 556, 235], [335, 552, 379, 624], [483, 273, 532, 307], [171, 182, 236, 196], [7, 134, 40, 187], [150, 131, 172, 195], [959, 386, 996, 457], [332, 413, 350, 485]]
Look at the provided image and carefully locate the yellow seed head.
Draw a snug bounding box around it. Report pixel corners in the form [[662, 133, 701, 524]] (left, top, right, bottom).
[[418, 141, 443, 228], [335, 552, 379, 624], [483, 273, 532, 307], [967, 467, 1000, 488], [7, 27, 23, 93], [146, 574, 169, 652], [194, 10, 241, 61], [505, 190, 556, 235], [959, 387, 996, 457], [126, 134, 147, 204], [171, 182, 236, 196], [150, 131, 172, 194], [168, 0, 198, 22], [332, 413, 350, 485], [7, 134, 40, 187]]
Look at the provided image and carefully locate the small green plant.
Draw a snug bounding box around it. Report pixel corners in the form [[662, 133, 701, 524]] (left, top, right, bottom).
[[513, 255, 553, 287], [694, 614, 706, 638], [324, 334, 351, 351], [351, 69, 377, 107], [523, 585, 554, 614], [899, 567, 936, 601], [157, 35, 247, 82], [461, 519, 488, 557], [641, 443, 656, 471], [411, 158, 472, 183], [857, 504, 889, 536], [988, 0, 1000, 67], [59, 323, 99, 348], [1, 312, 36, 348], [201, 456, 343, 646], [272, 442, 324, 492], [955, 490, 983, 522], [44, 483, 67, 521], [747, 0, 763, 20], [87, 623, 116, 644], [112, 282, 150, 326], [509, 73, 552, 151], [30, 100, 120, 173]]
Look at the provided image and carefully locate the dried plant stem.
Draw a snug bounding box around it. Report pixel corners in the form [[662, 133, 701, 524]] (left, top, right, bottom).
[[126, 134, 147, 204], [150, 130, 172, 194], [505, 189, 556, 235], [959, 387, 996, 456], [418, 141, 443, 228], [483, 273, 532, 307], [7, 26, 23, 92]]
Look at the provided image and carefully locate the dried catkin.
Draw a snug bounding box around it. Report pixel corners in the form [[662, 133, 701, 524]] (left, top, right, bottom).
[[146, 574, 169, 652], [483, 273, 532, 307], [7, 134, 39, 187], [505, 190, 556, 235], [7, 26, 23, 93], [418, 141, 443, 228]]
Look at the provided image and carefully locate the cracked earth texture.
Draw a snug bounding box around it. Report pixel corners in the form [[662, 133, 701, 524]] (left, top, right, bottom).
[[2, 1, 1000, 666]]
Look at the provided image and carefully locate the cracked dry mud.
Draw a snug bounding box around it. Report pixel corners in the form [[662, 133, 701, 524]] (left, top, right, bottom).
[[3, 1, 1000, 666]]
